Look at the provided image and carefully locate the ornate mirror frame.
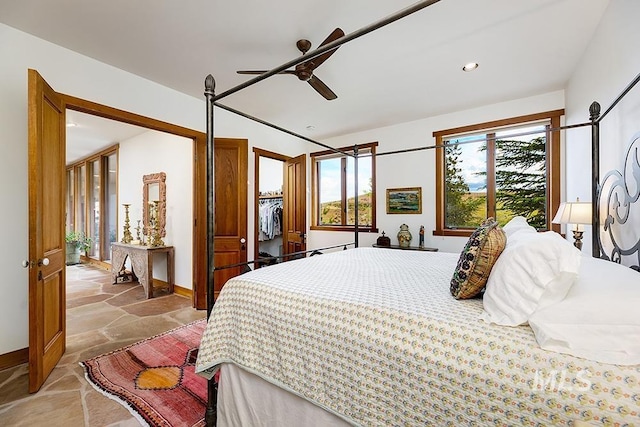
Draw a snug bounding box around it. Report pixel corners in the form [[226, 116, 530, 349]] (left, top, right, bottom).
[[142, 172, 167, 237]]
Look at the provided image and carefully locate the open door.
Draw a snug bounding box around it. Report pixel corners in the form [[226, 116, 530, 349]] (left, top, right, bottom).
[[27, 69, 66, 392], [283, 154, 307, 258]]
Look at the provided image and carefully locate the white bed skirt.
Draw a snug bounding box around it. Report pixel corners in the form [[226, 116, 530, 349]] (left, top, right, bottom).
[[217, 363, 355, 427]]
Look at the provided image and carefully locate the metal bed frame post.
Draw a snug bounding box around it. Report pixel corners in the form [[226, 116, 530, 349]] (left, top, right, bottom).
[[203, 74, 217, 427], [353, 145, 359, 248], [589, 71, 640, 263], [589, 101, 601, 258]]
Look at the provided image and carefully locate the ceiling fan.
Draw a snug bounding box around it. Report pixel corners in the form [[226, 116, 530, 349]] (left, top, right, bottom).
[[237, 28, 345, 100]]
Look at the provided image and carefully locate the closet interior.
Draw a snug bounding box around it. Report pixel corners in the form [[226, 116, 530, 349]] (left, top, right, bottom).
[[257, 155, 285, 266]]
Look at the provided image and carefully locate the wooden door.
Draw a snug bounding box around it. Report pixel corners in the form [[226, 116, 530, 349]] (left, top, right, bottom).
[[283, 154, 307, 258], [212, 138, 248, 301], [27, 69, 66, 392]]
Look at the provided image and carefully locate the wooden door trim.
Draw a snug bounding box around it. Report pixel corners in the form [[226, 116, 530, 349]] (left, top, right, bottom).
[[59, 93, 207, 309]]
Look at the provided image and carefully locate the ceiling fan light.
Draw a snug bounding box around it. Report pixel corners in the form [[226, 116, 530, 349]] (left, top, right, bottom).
[[462, 62, 479, 72]]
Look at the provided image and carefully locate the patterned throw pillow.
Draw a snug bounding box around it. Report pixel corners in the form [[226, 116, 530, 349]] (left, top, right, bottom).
[[450, 218, 507, 299]]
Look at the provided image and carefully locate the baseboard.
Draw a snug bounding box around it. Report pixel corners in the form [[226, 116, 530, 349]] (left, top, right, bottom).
[[151, 278, 192, 300], [0, 347, 28, 371], [80, 257, 111, 271], [173, 284, 192, 299]]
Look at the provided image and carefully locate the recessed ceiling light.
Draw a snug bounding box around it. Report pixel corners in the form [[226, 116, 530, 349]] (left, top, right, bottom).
[[462, 62, 479, 72]]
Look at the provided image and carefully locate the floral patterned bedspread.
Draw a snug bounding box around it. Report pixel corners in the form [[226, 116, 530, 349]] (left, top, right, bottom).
[[196, 247, 640, 426]]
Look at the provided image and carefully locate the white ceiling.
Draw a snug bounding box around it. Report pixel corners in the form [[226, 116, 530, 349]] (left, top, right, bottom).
[[1, 0, 610, 154], [65, 111, 148, 163]]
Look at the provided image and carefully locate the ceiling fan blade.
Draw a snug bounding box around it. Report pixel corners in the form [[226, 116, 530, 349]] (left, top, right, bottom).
[[308, 75, 337, 100], [237, 70, 296, 75], [304, 28, 345, 70]]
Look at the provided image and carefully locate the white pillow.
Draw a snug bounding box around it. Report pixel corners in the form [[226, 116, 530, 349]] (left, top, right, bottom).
[[480, 231, 581, 326], [502, 215, 536, 238], [529, 256, 640, 365]]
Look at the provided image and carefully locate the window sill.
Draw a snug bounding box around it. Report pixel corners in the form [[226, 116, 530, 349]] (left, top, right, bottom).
[[311, 225, 378, 233], [432, 228, 474, 238]]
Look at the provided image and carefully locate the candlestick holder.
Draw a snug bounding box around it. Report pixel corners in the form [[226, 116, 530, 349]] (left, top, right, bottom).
[[121, 204, 133, 244], [135, 220, 142, 244], [148, 200, 165, 247]]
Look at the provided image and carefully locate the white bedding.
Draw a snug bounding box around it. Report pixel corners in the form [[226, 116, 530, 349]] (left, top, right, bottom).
[[217, 363, 352, 427], [196, 247, 640, 426]]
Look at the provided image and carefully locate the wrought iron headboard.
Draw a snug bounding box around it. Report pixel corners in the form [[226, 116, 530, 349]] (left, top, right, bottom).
[[597, 133, 640, 271]]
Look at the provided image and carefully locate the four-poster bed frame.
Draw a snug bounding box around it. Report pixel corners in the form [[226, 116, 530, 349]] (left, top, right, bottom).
[[201, 0, 640, 423]]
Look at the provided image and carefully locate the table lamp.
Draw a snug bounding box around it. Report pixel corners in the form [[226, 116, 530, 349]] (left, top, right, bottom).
[[552, 199, 592, 250]]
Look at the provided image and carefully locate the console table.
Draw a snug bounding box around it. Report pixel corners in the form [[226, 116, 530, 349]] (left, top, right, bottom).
[[372, 244, 438, 252], [111, 242, 175, 298]]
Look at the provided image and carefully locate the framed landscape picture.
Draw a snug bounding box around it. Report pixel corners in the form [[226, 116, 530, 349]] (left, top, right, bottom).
[[386, 187, 422, 214]]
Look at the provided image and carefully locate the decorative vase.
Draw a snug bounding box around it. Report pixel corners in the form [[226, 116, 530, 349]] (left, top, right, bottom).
[[397, 224, 412, 248], [65, 242, 81, 265]]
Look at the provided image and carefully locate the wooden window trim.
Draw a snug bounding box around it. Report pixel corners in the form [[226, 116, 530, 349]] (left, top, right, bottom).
[[433, 109, 564, 237]]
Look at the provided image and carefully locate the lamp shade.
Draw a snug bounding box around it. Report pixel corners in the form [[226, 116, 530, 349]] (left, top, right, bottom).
[[552, 201, 592, 225]]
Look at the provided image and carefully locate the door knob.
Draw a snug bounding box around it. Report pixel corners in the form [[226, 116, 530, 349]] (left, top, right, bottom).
[[240, 238, 246, 244], [21, 260, 30, 268], [38, 258, 50, 267]]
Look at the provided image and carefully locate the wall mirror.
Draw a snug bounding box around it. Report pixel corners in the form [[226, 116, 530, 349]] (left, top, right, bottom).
[[142, 172, 167, 237]]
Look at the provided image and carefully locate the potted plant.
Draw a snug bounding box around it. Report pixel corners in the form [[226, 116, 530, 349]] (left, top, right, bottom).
[[65, 231, 92, 265]]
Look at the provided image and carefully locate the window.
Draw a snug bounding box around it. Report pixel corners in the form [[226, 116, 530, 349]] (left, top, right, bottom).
[[67, 144, 119, 263], [103, 152, 118, 261], [311, 142, 377, 232], [88, 159, 101, 258], [434, 110, 563, 236]]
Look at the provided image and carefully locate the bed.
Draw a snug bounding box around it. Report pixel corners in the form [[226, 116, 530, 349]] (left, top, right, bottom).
[[196, 244, 640, 426], [195, 1, 640, 425]]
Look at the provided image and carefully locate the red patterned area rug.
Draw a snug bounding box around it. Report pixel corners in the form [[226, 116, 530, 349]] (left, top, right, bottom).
[[81, 319, 208, 427]]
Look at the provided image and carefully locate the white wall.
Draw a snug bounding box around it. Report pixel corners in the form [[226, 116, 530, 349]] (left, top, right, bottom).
[[564, 0, 640, 263], [0, 23, 307, 355], [310, 91, 565, 254], [118, 131, 193, 287]]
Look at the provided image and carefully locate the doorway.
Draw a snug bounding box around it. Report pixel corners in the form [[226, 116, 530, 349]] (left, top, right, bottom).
[[254, 149, 288, 267], [27, 69, 209, 392], [61, 95, 208, 308], [253, 148, 307, 265]]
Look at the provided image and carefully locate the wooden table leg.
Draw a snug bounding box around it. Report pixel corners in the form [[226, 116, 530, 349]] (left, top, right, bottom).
[[146, 253, 154, 299], [167, 247, 175, 294]]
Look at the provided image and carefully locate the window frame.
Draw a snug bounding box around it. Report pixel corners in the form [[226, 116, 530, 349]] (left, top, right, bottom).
[[310, 141, 378, 232], [433, 110, 563, 237], [66, 143, 119, 262]]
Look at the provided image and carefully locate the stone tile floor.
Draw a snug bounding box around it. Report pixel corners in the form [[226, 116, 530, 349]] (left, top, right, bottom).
[[0, 263, 206, 426]]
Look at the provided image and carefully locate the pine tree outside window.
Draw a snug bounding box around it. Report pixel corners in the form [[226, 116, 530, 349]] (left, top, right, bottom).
[[433, 110, 563, 237]]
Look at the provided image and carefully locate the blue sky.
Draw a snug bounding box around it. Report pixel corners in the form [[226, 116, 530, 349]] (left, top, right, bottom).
[[319, 157, 372, 203], [451, 125, 546, 192]]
